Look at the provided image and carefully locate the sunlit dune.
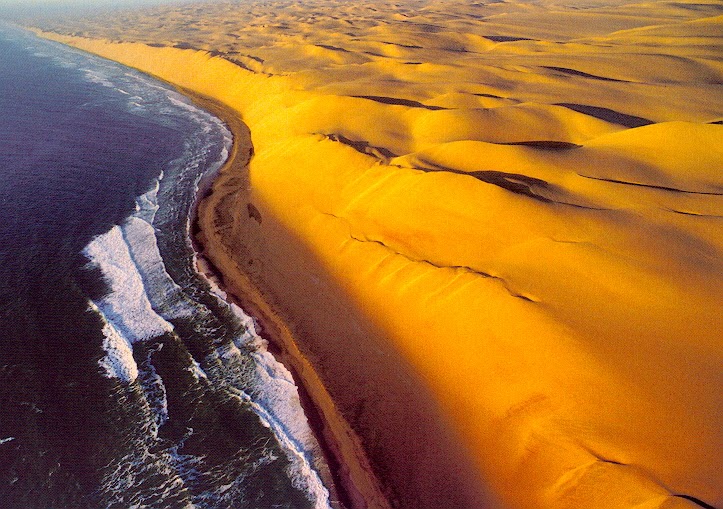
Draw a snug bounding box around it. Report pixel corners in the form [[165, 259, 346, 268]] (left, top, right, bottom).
[[34, 0, 722, 508]]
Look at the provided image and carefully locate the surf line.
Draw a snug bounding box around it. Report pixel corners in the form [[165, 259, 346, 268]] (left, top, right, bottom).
[[34, 26, 388, 504], [180, 87, 387, 509]]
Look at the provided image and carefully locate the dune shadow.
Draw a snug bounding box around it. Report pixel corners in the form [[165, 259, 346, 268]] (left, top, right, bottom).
[[323, 133, 398, 161], [351, 95, 447, 110], [467, 170, 552, 202], [380, 41, 423, 49], [172, 42, 224, 59], [674, 494, 718, 509], [473, 92, 503, 98], [484, 35, 533, 42], [403, 22, 444, 33], [542, 66, 627, 82], [315, 44, 351, 53], [501, 140, 582, 150], [667, 2, 723, 12], [555, 103, 654, 128], [417, 161, 553, 203]]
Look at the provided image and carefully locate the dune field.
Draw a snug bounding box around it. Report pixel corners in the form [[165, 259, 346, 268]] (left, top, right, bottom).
[[34, 1, 722, 508]]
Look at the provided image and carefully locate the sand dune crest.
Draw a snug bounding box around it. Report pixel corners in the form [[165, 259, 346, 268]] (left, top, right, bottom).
[[33, 1, 723, 507]]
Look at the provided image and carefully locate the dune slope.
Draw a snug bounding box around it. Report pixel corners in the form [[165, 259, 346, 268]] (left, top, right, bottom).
[[36, 1, 723, 508]]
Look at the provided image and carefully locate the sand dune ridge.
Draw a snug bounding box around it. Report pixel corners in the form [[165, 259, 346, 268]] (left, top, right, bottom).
[[33, 1, 723, 507]]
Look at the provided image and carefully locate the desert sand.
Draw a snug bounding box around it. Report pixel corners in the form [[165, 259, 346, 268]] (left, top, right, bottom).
[[34, 1, 722, 508]]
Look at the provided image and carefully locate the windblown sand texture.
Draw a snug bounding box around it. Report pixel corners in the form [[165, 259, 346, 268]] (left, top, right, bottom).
[[38, 1, 723, 508]]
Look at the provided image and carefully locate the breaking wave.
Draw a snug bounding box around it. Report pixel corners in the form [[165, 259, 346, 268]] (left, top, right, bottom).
[[76, 52, 330, 508]]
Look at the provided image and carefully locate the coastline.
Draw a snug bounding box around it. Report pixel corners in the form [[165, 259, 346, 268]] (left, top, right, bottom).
[[26, 27, 385, 508], [31, 14, 723, 509], [175, 88, 387, 509], [181, 84, 491, 509]]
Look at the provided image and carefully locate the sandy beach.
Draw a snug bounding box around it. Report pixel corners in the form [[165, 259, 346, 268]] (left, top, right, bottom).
[[34, 1, 723, 507], [181, 89, 389, 509]]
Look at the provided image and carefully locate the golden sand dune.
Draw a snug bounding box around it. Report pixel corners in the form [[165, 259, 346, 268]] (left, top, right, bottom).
[[36, 1, 722, 507]]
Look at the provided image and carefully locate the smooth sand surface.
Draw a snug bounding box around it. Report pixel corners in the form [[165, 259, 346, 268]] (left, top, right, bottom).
[[36, 1, 722, 507]]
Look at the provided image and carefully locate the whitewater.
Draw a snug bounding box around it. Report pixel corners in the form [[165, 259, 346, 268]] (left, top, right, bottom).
[[0, 26, 331, 509], [83, 51, 331, 509]]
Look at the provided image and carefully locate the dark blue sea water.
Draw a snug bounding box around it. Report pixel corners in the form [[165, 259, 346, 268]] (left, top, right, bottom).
[[0, 26, 331, 509]]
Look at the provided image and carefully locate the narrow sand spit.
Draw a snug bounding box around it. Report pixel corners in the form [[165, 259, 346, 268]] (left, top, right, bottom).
[[35, 1, 722, 508]]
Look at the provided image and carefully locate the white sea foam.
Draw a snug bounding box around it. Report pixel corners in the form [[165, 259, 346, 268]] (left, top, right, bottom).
[[90, 301, 139, 383], [50, 56, 75, 69], [165, 93, 233, 150], [121, 216, 195, 321], [101, 439, 199, 509], [250, 349, 331, 507], [195, 256, 236, 307], [134, 177, 160, 223], [82, 68, 115, 89], [129, 101, 146, 112], [227, 384, 331, 509], [73, 56, 329, 503], [168, 95, 207, 116], [207, 289, 330, 508], [248, 340, 331, 498], [136, 348, 169, 428], [84, 224, 173, 342], [189, 358, 208, 380]]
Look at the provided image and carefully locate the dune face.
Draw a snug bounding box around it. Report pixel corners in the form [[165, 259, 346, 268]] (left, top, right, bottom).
[[35, 1, 723, 508]]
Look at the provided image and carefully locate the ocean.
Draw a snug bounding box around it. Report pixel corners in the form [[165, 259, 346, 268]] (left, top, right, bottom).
[[0, 26, 330, 509]]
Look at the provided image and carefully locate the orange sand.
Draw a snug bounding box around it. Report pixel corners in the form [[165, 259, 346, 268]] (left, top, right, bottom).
[[35, 1, 723, 508]]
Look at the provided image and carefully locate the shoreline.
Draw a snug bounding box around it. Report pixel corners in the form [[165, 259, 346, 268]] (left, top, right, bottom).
[[179, 88, 386, 509], [31, 31, 491, 508], [31, 19, 723, 508], [25, 24, 381, 507]]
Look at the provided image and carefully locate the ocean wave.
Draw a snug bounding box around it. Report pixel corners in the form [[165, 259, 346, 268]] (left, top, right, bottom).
[[77, 61, 331, 506], [84, 224, 173, 342], [227, 385, 331, 509], [134, 171, 161, 222], [2, 28, 335, 508], [121, 216, 196, 321], [207, 291, 331, 508], [82, 68, 116, 89], [134, 341, 170, 430], [89, 300, 138, 382]]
